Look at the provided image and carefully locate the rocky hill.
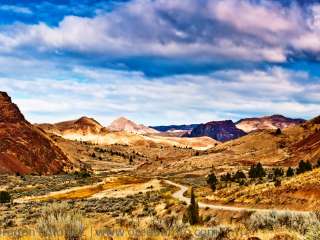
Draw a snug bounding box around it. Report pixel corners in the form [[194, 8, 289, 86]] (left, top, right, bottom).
[[187, 120, 246, 142], [236, 114, 305, 133], [108, 117, 159, 134], [38, 116, 107, 136], [0, 92, 71, 174]]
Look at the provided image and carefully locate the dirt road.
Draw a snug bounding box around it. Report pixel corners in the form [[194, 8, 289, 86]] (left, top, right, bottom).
[[164, 180, 310, 213]]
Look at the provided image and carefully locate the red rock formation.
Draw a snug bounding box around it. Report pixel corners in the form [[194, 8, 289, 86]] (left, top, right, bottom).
[[0, 92, 71, 174]]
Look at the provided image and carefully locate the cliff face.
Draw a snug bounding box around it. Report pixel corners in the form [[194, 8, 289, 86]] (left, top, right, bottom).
[[0, 92, 71, 174], [0, 92, 26, 123], [236, 115, 305, 133], [188, 120, 246, 142]]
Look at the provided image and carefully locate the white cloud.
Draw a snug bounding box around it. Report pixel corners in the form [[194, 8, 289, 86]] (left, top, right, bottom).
[[0, 0, 318, 62], [1, 64, 319, 125], [0, 5, 32, 15]]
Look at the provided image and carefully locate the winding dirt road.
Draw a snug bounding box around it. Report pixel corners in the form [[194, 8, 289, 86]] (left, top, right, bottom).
[[164, 180, 310, 214]]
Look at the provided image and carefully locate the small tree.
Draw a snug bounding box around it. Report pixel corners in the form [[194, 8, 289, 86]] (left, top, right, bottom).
[[275, 128, 282, 135], [316, 159, 320, 168], [220, 172, 232, 182], [183, 187, 199, 225], [0, 191, 11, 203], [207, 173, 218, 191], [297, 160, 313, 174], [249, 163, 266, 179], [305, 161, 313, 171], [286, 167, 294, 177], [233, 170, 246, 182], [273, 168, 284, 178]]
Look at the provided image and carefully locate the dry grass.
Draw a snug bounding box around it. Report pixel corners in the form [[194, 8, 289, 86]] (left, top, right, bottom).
[[16, 176, 148, 202], [196, 168, 320, 210]]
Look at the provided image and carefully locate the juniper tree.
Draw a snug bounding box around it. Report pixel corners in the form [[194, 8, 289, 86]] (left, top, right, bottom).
[[183, 187, 199, 225], [286, 167, 294, 177], [0, 191, 11, 203], [207, 172, 218, 191]]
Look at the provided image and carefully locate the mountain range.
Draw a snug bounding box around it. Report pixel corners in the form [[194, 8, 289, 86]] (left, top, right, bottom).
[[0, 91, 315, 175], [152, 115, 305, 142]]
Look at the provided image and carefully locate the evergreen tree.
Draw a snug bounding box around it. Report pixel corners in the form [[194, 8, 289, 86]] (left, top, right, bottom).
[[233, 170, 246, 181], [273, 168, 284, 178], [0, 191, 11, 203], [297, 160, 313, 174], [207, 173, 218, 191], [275, 128, 282, 135], [249, 163, 266, 179], [305, 161, 313, 171], [183, 187, 199, 225], [220, 172, 232, 182], [286, 167, 294, 177], [316, 159, 320, 168]]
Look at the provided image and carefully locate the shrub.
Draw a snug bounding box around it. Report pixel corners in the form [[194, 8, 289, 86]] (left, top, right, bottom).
[[249, 163, 266, 179], [306, 223, 320, 240], [275, 128, 282, 135], [0, 191, 11, 203], [296, 160, 313, 174], [246, 211, 317, 234], [233, 170, 246, 182], [274, 179, 281, 187], [207, 173, 218, 191], [36, 202, 85, 240], [273, 168, 284, 178], [286, 167, 295, 177], [220, 172, 232, 182]]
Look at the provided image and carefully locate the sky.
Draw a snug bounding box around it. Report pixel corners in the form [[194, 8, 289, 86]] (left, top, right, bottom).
[[0, 0, 320, 126]]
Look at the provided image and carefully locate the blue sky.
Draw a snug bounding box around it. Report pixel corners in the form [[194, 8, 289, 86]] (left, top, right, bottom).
[[0, 0, 320, 125]]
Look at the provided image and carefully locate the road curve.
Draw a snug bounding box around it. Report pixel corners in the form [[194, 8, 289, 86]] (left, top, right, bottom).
[[164, 180, 310, 214]]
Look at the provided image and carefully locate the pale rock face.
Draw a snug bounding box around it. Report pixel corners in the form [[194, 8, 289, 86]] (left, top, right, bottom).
[[236, 115, 305, 133], [108, 117, 159, 134]]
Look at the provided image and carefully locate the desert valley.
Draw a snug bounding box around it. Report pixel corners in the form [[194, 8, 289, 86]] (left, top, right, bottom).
[[1, 0, 320, 239], [1, 91, 320, 240]]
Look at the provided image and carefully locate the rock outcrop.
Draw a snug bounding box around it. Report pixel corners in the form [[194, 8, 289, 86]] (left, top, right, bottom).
[[187, 120, 246, 142]]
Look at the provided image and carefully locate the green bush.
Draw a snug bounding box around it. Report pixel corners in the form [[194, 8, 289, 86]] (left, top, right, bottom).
[[249, 163, 266, 179], [286, 167, 295, 177], [0, 191, 11, 203], [297, 160, 313, 174], [207, 173, 218, 191]]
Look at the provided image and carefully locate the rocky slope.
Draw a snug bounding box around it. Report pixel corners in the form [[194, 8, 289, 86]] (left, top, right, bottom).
[[0, 92, 71, 174], [108, 117, 159, 134], [236, 114, 305, 133], [187, 120, 246, 142]]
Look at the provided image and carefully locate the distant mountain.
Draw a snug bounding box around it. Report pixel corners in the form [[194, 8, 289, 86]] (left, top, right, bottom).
[[38, 116, 107, 136], [0, 92, 71, 174], [151, 124, 199, 133], [187, 120, 246, 142], [108, 117, 159, 134], [236, 114, 305, 133]]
